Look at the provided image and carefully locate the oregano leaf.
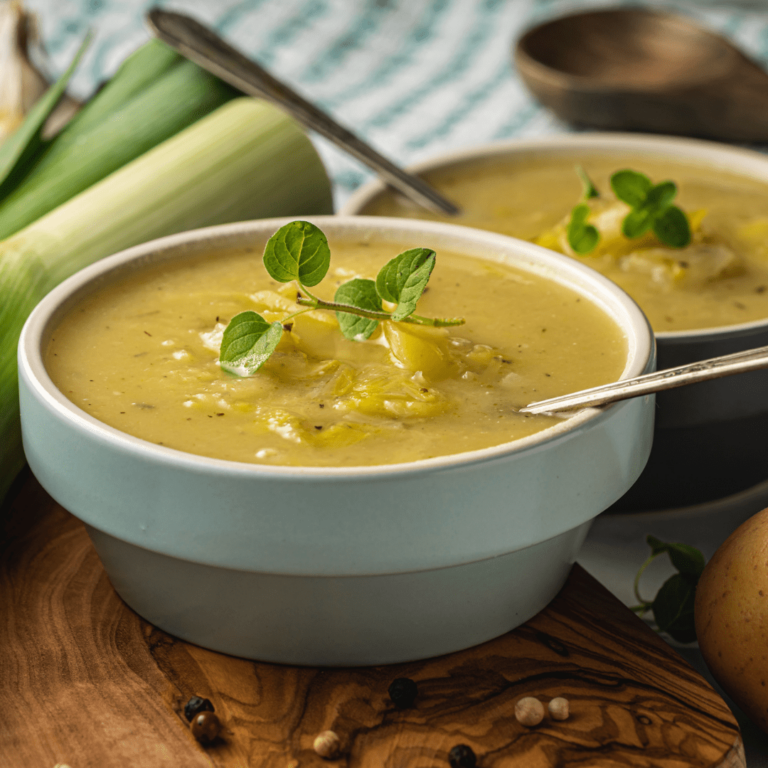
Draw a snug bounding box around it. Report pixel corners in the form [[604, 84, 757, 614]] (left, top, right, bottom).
[[646, 535, 667, 556], [646, 181, 677, 210], [334, 278, 382, 340], [622, 207, 655, 239], [219, 311, 283, 375], [611, 169, 652, 208], [263, 220, 330, 287], [376, 248, 436, 321], [567, 203, 599, 255], [645, 535, 706, 576], [653, 206, 691, 248], [651, 573, 698, 644]]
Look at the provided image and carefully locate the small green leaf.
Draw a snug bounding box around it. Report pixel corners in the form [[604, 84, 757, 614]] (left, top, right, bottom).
[[376, 247, 436, 321], [646, 181, 677, 210], [567, 203, 599, 255], [645, 536, 705, 576], [263, 220, 330, 287], [219, 311, 283, 375], [653, 206, 691, 248], [334, 278, 382, 340], [611, 170, 652, 208], [651, 573, 698, 644], [646, 535, 667, 556], [622, 207, 655, 239], [575, 165, 599, 200]]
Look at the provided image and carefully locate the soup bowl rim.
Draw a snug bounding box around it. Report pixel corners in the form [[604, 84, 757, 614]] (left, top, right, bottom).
[[19, 214, 654, 479]]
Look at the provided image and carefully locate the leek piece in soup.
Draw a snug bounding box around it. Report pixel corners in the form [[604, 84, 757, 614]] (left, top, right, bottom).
[[45, 237, 627, 467], [360, 155, 768, 333]]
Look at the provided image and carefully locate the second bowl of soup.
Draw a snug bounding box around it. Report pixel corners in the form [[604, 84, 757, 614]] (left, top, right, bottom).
[[343, 134, 768, 509]]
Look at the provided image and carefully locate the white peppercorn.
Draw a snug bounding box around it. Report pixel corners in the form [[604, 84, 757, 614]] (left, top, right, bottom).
[[548, 697, 570, 721], [515, 696, 545, 726], [313, 730, 341, 759]]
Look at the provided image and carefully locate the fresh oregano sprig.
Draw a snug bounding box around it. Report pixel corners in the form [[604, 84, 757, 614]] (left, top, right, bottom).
[[219, 220, 465, 376], [611, 170, 691, 248], [631, 535, 706, 644], [567, 166, 600, 255], [566, 167, 692, 256]]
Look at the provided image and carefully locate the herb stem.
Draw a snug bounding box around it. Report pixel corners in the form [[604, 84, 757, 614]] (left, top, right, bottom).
[[281, 307, 313, 324], [297, 282, 322, 305], [633, 552, 659, 605], [295, 295, 464, 327]]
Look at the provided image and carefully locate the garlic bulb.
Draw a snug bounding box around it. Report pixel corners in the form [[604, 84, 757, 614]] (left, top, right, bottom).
[[0, 0, 79, 143], [0, 1, 48, 141]]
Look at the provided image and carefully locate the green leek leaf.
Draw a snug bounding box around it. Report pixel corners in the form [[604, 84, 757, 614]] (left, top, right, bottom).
[[0, 50, 238, 241], [0, 32, 91, 195]]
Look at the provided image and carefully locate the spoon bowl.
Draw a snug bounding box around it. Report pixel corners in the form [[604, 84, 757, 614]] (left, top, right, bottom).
[[515, 8, 768, 141]]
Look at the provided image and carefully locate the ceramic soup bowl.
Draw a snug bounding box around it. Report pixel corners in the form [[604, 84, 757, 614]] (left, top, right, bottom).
[[18, 216, 653, 665]]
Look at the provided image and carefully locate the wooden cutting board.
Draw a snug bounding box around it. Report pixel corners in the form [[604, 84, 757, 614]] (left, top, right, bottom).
[[0, 472, 744, 768]]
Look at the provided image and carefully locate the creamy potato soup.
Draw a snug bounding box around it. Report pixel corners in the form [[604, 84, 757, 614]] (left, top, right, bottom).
[[361, 155, 768, 332], [46, 236, 627, 467]]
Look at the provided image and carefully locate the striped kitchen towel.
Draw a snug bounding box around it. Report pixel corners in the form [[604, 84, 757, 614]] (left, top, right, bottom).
[[26, 0, 768, 207]]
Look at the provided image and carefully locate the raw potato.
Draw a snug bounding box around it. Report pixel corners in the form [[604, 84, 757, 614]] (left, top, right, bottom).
[[695, 507, 768, 732]]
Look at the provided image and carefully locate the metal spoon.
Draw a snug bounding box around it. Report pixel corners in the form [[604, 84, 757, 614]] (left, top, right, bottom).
[[515, 7, 768, 142], [146, 8, 459, 216], [522, 344, 768, 415]]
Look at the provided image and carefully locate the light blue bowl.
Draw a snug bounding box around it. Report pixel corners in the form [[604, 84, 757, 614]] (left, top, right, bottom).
[[18, 217, 655, 665]]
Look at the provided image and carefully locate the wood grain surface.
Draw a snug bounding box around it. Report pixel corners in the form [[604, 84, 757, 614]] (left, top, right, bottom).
[[0, 472, 744, 768]]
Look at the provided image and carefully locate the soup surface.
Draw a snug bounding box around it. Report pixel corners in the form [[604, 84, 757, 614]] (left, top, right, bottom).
[[361, 154, 768, 332], [46, 236, 627, 467]]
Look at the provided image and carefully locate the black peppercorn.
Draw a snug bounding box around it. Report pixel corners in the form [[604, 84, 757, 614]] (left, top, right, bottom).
[[388, 677, 418, 709], [184, 695, 214, 722], [448, 743, 477, 768]]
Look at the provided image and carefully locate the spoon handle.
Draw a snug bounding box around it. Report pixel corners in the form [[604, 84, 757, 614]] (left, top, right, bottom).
[[145, 9, 460, 217], [521, 344, 768, 414]]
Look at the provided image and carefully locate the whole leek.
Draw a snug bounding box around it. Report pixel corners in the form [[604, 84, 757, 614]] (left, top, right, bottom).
[[1, 97, 333, 500], [0, 40, 240, 240]]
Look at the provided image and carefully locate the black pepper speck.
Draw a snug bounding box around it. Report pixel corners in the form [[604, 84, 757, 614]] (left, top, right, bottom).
[[449, 744, 476, 768], [184, 695, 214, 722], [388, 677, 418, 709]]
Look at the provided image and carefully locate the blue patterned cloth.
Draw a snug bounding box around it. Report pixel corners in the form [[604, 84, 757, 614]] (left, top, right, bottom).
[[24, 0, 768, 208]]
